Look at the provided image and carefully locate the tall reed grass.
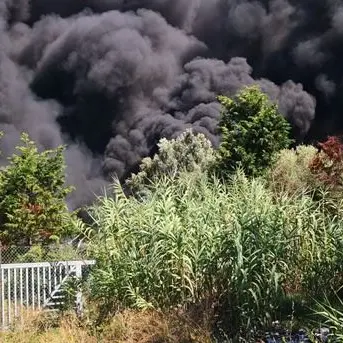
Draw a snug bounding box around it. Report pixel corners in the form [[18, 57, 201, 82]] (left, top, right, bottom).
[[86, 170, 343, 339]]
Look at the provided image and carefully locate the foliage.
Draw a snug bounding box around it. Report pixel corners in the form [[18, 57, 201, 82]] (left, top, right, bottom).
[[309, 136, 343, 188], [59, 276, 85, 315], [3, 108, 343, 340], [85, 170, 343, 339], [216, 86, 292, 178], [267, 145, 318, 195], [0, 133, 75, 245], [314, 294, 343, 340], [14, 244, 87, 263], [126, 129, 215, 193]]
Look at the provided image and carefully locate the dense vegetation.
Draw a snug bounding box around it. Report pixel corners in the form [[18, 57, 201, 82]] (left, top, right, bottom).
[[2, 86, 343, 342], [216, 86, 292, 178], [0, 133, 76, 246]]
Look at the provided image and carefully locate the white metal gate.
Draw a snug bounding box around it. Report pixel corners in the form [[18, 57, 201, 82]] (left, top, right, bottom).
[[0, 260, 95, 329]]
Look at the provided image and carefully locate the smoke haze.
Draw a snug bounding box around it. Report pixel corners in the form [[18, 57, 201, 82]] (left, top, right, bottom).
[[1, 0, 342, 207]]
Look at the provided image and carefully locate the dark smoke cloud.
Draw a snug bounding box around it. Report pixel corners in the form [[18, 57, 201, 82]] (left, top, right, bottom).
[[1, 0, 343, 207]]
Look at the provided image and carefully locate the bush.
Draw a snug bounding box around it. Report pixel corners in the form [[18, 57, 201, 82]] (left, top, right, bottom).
[[126, 129, 215, 193], [309, 136, 343, 189], [216, 86, 292, 178], [16, 244, 87, 263], [301, 136, 343, 217], [267, 145, 318, 195]]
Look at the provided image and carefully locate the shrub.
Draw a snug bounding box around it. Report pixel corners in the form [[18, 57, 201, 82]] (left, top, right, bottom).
[[216, 86, 292, 178], [267, 145, 318, 195], [305, 136, 343, 216], [309, 136, 343, 188], [16, 244, 86, 263], [126, 129, 215, 193]]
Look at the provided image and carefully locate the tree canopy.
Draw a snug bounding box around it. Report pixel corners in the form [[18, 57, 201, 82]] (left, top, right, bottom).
[[216, 86, 292, 178], [0, 133, 75, 245]]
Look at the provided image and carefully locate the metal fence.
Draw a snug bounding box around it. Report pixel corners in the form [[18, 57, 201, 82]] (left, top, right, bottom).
[[0, 244, 95, 330]]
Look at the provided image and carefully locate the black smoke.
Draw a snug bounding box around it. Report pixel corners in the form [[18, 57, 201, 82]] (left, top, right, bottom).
[[1, 0, 343, 207]]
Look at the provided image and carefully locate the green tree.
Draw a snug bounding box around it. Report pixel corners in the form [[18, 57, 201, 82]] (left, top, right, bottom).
[[0, 133, 75, 245], [126, 129, 215, 192], [216, 86, 292, 178]]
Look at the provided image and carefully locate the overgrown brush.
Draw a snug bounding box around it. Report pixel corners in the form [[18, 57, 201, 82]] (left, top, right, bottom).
[[85, 170, 343, 340], [314, 294, 343, 340], [0, 308, 211, 343], [267, 145, 318, 195]]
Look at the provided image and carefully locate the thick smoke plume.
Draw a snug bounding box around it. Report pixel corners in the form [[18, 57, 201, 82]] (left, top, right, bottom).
[[1, 0, 342, 207]]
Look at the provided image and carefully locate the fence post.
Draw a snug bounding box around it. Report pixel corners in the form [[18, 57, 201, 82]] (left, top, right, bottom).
[[75, 263, 83, 319]]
